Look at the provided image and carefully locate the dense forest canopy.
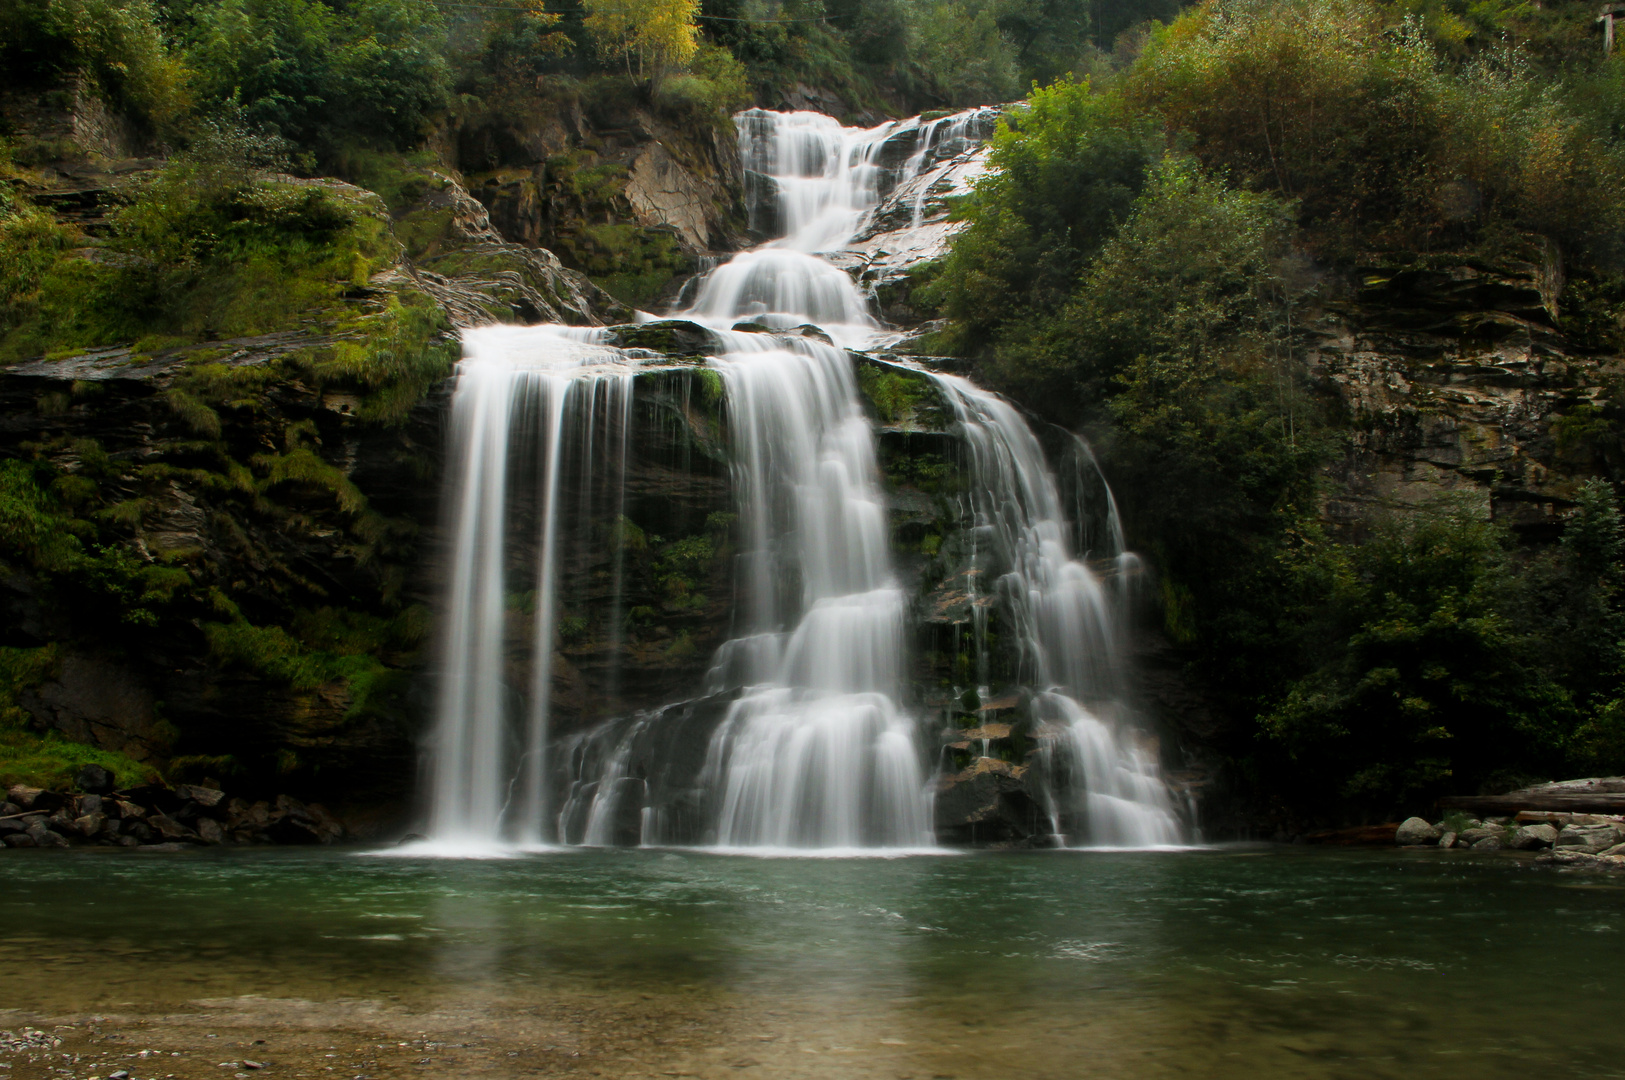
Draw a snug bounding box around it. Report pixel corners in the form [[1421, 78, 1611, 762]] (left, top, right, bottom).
[[919, 0, 1625, 816], [2, 0, 1624, 824]]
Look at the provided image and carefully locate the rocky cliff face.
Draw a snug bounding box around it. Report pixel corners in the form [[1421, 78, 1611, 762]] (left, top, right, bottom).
[[0, 83, 743, 821], [1311, 245, 1594, 539], [450, 87, 748, 308]]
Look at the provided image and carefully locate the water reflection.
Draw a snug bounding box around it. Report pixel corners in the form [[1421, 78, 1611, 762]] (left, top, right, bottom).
[[2, 848, 1621, 1079]]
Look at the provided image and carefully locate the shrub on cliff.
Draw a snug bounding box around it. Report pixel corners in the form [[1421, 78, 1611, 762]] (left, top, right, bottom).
[[1124, 0, 1625, 264], [0, 121, 395, 361], [0, 0, 189, 132], [184, 0, 451, 151], [920, 79, 1165, 353]]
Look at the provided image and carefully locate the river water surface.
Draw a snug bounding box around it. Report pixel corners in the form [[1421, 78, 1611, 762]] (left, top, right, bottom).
[[3, 847, 1621, 1079]]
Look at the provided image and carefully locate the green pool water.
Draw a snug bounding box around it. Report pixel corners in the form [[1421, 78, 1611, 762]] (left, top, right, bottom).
[[3, 845, 1621, 1079]]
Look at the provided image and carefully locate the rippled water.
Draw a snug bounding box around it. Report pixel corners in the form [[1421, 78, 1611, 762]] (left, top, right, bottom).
[[4, 847, 1621, 1079]]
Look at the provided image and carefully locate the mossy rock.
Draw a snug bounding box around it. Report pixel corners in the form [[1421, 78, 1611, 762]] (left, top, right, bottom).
[[854, 356, 950, 431], [609, 320, 716, 359]]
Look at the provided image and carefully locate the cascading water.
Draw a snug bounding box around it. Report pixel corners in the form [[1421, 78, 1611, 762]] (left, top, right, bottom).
[[420, 105, 1184, 853], [684, 110, 899, 348], [696, 331, 930, 849], [926, 375, 1183, 847], [427, 325, 634, 851]]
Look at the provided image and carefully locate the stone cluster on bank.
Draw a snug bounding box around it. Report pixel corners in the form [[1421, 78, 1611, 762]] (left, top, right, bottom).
[[1, 765, 345, 850], [1395, 811, 1625, 869]]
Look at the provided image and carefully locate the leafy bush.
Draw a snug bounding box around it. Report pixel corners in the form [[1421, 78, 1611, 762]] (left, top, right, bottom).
[[920, 79, 1165, 351], [1126, 0, 1625, 263], [0, 0, 189, 130], [186, 0, 450, 151], [1, 122, 395, 361]]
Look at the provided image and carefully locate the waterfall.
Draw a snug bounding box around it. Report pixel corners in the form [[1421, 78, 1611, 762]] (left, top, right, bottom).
[[697, 332, 930, 849], [426, 325, 634, 851], [927, 374, 1183, 847], [418, 106, 1183, 853]]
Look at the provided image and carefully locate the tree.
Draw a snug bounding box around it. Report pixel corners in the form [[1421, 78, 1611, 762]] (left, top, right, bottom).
[[582, 0, 700, 81]]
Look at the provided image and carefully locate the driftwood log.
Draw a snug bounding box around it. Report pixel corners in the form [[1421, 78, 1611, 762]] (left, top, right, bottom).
[[1439, 794, 1625, 814]]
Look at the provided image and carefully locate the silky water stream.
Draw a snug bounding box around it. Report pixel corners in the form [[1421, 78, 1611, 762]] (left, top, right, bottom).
[[420, 108, 1180, 853]]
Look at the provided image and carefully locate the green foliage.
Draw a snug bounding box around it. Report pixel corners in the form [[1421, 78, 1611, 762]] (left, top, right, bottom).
[[1258, 495, 1625, 812], [653, 41, 753, 121], [296, 291, 457, 424], [0, 458, 195, 628], [1127, 0, 1625, 265], [186, 0, 451, 151], [0, 0, 189, 130], [205, 604, 425, 717], [858, 364, 932, 425], [921, 80, 1165, 351], [0, 123, 397, 363]]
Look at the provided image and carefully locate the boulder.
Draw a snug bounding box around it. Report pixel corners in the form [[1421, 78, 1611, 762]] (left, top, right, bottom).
[[173, 784, 226, 809], [121, 784, 181, 814], [147, 814, 198, 842], [76, 793, 103, 815], [1471, 836, 1503, 851], [1395, 817, 1441, 845], [6, 784, 43, 808], [1438, 831, 1457, 848], [196, 818, 226, 845], [3, 833, 37, 847], [1601, 843, 1625, 857], [74, 763, 116, 794], [1459, 826, 1505, 846], [1511, 823, 1558, 850], [934, 757, 1045, 845], [27, 824, 70, 848], [72, 811, 106, 838], [1556, 824, 1622, 853], [110, 799, 145, 820]]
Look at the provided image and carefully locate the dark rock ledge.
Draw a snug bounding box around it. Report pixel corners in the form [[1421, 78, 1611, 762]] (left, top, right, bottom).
[[1, 766, 343, 851]]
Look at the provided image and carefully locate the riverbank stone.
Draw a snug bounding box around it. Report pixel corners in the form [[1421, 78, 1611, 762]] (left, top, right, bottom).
[[1556, 824, 1622, 852], [1439, 831, 1457, 848], [1511, 823, 1558, 850], [1472, 836, 1503, 851], [1396, 817, 1441, 845]]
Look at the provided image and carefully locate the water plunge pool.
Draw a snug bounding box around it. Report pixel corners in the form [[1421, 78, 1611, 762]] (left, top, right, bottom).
[[4, 846, 1620, 1078]]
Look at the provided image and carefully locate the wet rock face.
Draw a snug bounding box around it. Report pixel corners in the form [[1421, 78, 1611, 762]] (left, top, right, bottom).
[[933, 757, 1047, 846], [0, 341, 450, 802], [452, 90, 747, 303], [1311, 244, 1593, 540]]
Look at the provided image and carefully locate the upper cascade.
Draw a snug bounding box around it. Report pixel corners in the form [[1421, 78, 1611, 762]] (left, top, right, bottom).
[[681, 107, 997, 347], [416, 108, 1184, 856]]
